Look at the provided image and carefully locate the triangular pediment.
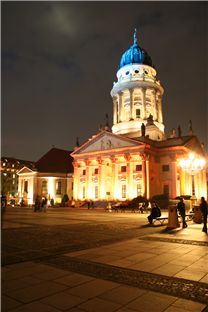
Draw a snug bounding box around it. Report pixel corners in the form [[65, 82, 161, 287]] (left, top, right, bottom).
[[72, 131, 142, 155], [17, 166, 36, 175]]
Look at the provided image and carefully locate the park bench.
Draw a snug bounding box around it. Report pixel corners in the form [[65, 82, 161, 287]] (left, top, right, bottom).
[[153, 213, 194, 225], [153, 216, 168, 225]]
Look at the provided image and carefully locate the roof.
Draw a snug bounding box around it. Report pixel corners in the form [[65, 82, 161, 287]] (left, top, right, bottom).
[[1, 157, 35, 170], [35, 148, 73, 173], [119, 29, 153, 69], [133, 135, 206, 155]]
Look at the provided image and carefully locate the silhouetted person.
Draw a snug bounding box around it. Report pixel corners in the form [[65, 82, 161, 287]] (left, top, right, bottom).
[[200, 197, 208, 233], [177, 197, 187, 228], [148, 202, 161, 224]]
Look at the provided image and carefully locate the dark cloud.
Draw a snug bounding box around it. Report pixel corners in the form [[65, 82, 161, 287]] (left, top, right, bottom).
[[2, 1, 207, 160]]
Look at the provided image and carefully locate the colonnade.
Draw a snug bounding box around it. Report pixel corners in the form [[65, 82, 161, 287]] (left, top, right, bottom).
[[72, 154, 150, 201], [113, 87, 163, 125]]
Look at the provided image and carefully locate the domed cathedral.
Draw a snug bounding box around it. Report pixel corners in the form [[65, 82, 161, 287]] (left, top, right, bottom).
[[71, 30, 207, 202], [111, 29, 164, 141]]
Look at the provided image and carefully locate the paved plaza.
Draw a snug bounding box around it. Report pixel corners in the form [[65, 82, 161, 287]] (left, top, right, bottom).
[[1, 207, 208, 312]]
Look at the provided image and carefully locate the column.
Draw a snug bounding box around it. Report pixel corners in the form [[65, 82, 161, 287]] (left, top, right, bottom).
[[125, 154, 130, 199], [113, 96, 117, 125], [146, 158, 150, 199], [152, 89, 157, 121], [171, 158, 177, 199], [118, 92, 123, 122], [141, 154, 147, 198], [85, 160, 90, 199], [141, 88, 146, 119], [72, 161, 79, 200], [112, 157, 119, 199], [129, 89, 134, 120], [98, 158, 104, 199]]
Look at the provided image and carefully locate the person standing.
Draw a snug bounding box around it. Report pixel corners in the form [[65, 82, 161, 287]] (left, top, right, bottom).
[[177, 197, 187, 228], [200, 197, 208, 233]]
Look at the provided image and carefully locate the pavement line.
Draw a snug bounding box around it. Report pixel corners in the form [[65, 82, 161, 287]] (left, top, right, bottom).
[[140, 236, 208, 246], [39, 255, 208, 305]]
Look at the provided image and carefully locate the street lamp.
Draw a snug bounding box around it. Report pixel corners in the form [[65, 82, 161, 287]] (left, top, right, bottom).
[[179, 153, 206, 197]]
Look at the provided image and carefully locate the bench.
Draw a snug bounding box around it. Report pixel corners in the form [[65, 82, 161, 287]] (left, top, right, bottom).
[[153, 213, 194, 225], [153, 216, 168, 225]]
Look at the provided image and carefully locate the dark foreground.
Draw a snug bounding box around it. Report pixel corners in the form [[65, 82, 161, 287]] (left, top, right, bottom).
[[2, 207, 208, 312]]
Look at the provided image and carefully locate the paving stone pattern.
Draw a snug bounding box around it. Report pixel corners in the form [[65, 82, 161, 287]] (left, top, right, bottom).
[[40, 255, 208, 305]]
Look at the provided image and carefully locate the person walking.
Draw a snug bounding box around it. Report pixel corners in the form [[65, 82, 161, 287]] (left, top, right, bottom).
[[177, 197, 187, 228], [200, 197, 208, 233]]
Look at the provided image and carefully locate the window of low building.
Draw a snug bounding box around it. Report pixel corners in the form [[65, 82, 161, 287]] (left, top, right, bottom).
[[82, 169, 86, 175], [56, 181, 61, 195], [24, 181, 28, 193], [42, 180, 48, 194]]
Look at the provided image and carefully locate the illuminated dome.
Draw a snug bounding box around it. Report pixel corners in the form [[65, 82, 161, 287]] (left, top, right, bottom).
[[119, 29, 153, 69]]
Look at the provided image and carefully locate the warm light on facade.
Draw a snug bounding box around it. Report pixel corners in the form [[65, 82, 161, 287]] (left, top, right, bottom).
[[179, 153, 206, 198]]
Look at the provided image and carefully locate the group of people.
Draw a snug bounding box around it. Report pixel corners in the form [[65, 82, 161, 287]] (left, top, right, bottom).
[[177, 196, 207, 233], [34, 196, 47, 212], [147, 196, 207, 233]]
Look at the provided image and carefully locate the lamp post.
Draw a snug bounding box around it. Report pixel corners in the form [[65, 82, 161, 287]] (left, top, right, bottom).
[[179, 153, 206, 198]]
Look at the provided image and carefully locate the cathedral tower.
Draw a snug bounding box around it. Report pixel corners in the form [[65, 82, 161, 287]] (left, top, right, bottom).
[[111, 29, 165, 141]]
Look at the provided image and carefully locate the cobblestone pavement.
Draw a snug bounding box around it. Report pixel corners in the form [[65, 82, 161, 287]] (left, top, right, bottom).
[[2, 207, 208, 311]]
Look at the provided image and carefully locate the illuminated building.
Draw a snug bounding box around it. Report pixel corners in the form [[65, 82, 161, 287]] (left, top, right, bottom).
[[71, 30, 207, 201], [1, 157, 35, 200], [17, 148, 73, 205]]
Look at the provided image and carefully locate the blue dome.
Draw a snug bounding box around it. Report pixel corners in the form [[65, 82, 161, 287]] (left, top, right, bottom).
[[119, 30, 153, 69]]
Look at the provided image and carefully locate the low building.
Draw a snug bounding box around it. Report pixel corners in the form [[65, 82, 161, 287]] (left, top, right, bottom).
[[17, 148, 73, 205], [1, 157, 35, 201]]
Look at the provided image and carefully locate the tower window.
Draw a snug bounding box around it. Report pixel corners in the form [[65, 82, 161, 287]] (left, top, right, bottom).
[[121, 166, 126, 173], [136, 109, 140, 118], [162, 165, 170, 172], [136, 164, 142, 171], [82, 169, 86, 175], [94, 168, 98, 175]]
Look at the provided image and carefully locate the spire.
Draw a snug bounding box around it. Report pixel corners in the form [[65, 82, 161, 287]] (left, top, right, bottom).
[[188, 120, 193, 135], [133, 28, 138, 45], [104, 113, 110, 131], [76, 137, 80, 147]]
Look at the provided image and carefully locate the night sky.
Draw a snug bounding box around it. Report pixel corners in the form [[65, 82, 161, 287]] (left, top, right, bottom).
[[2, 2, 208, 161]]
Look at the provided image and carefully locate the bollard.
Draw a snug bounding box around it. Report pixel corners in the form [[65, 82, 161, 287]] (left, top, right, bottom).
[[192, 206, 202, 224], [167, 205, 180, 230]]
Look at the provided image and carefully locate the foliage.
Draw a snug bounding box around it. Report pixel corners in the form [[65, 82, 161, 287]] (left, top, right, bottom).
[[150, 194, 169, 209], [61, 194, 69, 207], [128, 196, 148, 208]]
